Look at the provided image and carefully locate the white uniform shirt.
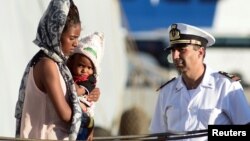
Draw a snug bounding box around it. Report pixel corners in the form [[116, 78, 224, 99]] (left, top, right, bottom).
[[150, 65, 250, 140]]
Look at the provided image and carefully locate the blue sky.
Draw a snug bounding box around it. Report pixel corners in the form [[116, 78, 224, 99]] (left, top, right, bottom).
[[120, 0, 217, 31]]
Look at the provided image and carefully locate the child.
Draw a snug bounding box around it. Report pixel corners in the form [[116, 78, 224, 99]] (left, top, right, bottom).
[[67, 32, 105, 140]]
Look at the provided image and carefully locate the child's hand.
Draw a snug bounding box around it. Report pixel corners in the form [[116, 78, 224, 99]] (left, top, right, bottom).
[[88, 88, 100, 102], [79, 95, 92, 107]]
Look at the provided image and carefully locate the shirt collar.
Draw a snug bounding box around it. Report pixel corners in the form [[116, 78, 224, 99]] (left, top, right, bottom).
[[175, 64, 215, 91], [200, 65, 215, 89]]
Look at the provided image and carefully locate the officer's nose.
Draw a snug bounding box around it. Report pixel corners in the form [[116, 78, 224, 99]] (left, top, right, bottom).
[[171, 49, 180, 59]]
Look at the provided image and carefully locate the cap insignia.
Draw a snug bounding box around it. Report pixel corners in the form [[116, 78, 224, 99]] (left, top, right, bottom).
[[169, 24, 180, 41]]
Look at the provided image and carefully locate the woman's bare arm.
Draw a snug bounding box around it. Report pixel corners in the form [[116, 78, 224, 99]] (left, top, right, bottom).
[[34, 58, 72, 122]]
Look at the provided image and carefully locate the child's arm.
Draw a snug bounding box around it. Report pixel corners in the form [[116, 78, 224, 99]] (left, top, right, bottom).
[[74, 83, 88, 112], [75, 83, 87, 96]]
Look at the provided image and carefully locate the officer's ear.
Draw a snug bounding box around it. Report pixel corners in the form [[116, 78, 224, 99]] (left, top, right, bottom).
[[199, 46, 206, 58]]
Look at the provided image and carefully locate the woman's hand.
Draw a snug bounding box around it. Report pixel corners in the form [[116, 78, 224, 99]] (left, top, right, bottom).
[[87, 88, 100, 102]]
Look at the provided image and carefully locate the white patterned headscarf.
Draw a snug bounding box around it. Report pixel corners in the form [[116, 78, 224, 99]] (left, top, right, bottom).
[[14, 0, 86, 140]]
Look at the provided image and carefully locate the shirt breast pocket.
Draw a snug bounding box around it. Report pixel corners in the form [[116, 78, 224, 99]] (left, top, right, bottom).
[[198, 108, 229, 127], [166, 107, 182, 129]]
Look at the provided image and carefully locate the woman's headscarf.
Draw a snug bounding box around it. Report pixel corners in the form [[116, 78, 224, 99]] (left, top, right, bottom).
[[15, 0, 85, 140]]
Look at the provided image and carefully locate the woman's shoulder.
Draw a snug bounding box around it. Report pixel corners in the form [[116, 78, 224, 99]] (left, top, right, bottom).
[[37, 57, 56, 66], [33, 57, 60, 87], [35, 57, 58, 73], [33, 57, 60, 92]]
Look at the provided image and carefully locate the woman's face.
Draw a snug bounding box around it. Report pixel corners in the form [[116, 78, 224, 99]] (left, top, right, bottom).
[[61, 23, 81, 56], [71, 54, 94, 77]]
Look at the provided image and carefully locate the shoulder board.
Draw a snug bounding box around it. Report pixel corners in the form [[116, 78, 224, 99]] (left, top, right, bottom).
[[156, 77, 176, 92], [218, 71, 241, 81]]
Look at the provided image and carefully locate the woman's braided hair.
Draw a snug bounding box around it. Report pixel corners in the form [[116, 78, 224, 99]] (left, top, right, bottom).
[[63, 0, 81, 32]]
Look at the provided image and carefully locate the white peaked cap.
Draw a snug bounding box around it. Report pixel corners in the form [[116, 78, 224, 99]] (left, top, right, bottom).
[[74, 32, 105, 75], [166, 23, 215, 50]]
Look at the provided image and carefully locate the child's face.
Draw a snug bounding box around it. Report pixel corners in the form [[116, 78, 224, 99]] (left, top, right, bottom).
[[71, 54, 94, 76]]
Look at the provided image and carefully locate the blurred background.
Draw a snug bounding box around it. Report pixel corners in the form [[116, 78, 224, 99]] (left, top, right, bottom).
[[1, 0, 250, 138]]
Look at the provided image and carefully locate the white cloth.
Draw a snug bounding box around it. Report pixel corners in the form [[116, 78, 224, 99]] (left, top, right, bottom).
[[78, 95, 95, 117], [150, 65, 250, 141]]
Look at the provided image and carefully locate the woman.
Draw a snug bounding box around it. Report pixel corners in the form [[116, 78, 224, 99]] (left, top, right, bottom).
[[14, 0, 100, 140]]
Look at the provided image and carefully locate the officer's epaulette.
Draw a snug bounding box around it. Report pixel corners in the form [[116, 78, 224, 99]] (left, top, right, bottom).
[[156, 77, 176, 92], [218, 71, 241, 81]]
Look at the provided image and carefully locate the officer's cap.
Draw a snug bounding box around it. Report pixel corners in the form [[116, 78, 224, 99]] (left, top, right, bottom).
[[166, 23, 215, 50]]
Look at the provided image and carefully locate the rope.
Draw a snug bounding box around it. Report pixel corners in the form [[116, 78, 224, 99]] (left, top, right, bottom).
[[0, 130, 208, 141], [93, 129, 208, 140]]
